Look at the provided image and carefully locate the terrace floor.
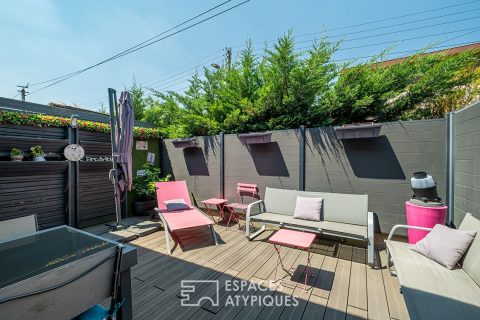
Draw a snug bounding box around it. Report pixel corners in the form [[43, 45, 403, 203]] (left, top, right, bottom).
[[124, 222, 409, 320]]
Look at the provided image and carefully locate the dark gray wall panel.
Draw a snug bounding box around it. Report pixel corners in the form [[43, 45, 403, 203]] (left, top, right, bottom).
[[224, 129, 300, 202], [162, 120, 446, 233], [454, 100, 480, 225], [78, 162, 115, 226], [305, 120, 446, 232], [162, 135, 222, 205], [0, 163, 68, 229]]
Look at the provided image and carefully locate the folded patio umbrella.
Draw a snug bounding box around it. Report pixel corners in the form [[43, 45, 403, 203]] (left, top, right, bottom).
[[115, 91, 134, 193]]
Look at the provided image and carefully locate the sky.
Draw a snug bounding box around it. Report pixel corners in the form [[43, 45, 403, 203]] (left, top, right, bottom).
[[1, 0, 479, 111]]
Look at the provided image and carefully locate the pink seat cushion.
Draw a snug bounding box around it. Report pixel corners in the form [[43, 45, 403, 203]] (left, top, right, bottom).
[[202, 198, 228, 205], [268, 229, 316, 249], [162, 209, 213, 231], [226, 203, 248, 210]]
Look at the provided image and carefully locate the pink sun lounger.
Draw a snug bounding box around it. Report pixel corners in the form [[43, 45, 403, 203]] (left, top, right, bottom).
[[155, 180, 218, 254]]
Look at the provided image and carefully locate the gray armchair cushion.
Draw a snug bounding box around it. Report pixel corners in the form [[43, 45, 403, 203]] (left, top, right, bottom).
[[386, 240, 480, 320], [459, 214, 480, 286]]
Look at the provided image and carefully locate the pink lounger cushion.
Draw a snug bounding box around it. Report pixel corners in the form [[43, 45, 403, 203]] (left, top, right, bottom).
[[268, 229, 316, 249], [162, 208, 213, 231]]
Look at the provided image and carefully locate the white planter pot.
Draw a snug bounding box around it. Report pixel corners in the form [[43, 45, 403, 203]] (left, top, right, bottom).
[[10, 155, 23, 162], [33, 156, 46, 161]]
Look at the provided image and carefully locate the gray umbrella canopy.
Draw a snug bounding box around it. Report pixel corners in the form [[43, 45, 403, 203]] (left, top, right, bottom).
[[116, 91, 134, 192]]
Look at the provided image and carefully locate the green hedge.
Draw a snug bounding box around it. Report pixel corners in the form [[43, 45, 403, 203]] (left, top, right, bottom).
[[0, 110, 161, 139]]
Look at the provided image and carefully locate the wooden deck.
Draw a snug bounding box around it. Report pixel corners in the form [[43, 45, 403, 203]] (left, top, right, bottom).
[[127, 224, 409, 320]]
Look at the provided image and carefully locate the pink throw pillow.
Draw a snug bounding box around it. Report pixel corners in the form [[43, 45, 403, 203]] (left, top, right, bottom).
[[293, 197, 323, 221]]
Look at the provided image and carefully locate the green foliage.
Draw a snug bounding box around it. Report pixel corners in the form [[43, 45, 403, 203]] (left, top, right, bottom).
[[325, 50, 480, 124], [130, 33, 480, 138], [132, 163, 170, 201], [129, 79, 148, 121], [0, 111, 161, 139], [30, 145, 44, 157], [10, 148, 23, 156]]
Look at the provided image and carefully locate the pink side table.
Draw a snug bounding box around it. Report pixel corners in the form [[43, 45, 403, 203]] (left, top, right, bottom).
[[224, 202, 255, 230], [201, 198, 228, 224], [268, 229, 316, 290]]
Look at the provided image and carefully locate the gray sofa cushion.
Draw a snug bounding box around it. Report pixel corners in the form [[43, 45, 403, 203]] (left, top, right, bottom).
[[251, 212, 367, 238], [459, 214, 480, 286], [263, 188, 298, 215], [263, 187, 368, 226], [315, 192, 367, 226], [263, 188, 324, 216], [386, 240, 480, 319]]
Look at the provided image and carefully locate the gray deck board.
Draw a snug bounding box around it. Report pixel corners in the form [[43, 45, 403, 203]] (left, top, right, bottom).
[[124, 225, 409, 320]]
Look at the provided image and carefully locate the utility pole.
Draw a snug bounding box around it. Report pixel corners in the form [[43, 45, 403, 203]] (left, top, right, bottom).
[[225, 47, 232, 70], [17, 84, 29, 102]]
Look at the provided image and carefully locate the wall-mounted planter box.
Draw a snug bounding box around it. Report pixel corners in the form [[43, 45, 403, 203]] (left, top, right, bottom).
[[172, 137, 197, 148], [238, 132, 272, 144], [334, 123, 382, 139]]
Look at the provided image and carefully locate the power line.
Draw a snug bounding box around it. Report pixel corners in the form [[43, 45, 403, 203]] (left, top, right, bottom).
[[331, 41, 480, 63], [328, 26, 480, 52], [143, 50, 225, 85], [28, 0, 234, 87], [146, 53, 225, 87], [311, 15, 480, 44], [26, 0, 250, 96], [151, 11, 480, 88], [291, 7, 480, 42], [153, 27, 480, 91], [157, 39, 480, 95], [84, 53, 225, 107], [231, 0, 480, 48]]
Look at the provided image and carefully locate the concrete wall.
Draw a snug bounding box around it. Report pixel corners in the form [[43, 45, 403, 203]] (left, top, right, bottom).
[[454, 100, 480, 225], [305, 120, 446, 232], [162, 119, 447, 233], [162, 135, 222, 205]]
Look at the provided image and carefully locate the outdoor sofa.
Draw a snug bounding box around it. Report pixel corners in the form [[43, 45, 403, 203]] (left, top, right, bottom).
[[385, 213, 480, 320], [245, 187, 375, 267]]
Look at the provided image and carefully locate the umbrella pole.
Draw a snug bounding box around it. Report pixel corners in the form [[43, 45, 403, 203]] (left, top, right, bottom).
[[108, 88, 123, 230]]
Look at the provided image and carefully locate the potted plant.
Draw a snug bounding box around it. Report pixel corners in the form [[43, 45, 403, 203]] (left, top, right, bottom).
[[30, 145, 46, 161], [132, 163, 170, 216], [10, 148, 24, 161]]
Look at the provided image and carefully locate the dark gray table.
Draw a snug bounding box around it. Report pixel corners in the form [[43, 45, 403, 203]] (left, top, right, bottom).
[[0, 226, 137, 320]]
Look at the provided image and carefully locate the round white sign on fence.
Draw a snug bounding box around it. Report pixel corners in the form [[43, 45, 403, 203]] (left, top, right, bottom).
[[64, 144, 85, 161]]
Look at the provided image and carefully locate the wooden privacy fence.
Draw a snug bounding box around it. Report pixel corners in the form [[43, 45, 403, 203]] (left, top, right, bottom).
[[0, 124, 116, 229]]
